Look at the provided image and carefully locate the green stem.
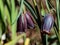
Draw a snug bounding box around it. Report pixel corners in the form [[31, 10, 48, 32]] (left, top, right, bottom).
[[41, 34, 48, 45], [56, 0, 60, 44], [11, 0, 25, 40], [56, 0, 60, 31], [0, 20, 2, 39], [11, 0, 16, 40], [46, 34, 48, 45]]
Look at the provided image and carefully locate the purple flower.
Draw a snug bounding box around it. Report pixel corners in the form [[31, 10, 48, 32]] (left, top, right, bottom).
[[17, 12, 34, 32], [43, 14, 54, 34]]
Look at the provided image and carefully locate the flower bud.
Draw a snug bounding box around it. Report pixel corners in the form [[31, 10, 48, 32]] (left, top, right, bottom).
[[17, 12, 35, 32], [25, 12, 34, 29], [43, 14, 54, 34]]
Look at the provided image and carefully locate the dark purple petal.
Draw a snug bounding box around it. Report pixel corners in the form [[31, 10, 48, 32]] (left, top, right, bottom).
[[27, 12, 34, 23], [25, 13, 34, 29], [22, 14, 27, 31], [17, 12, 35, 32], [17, 14, 27, 32], [17, 15, 23, 32]]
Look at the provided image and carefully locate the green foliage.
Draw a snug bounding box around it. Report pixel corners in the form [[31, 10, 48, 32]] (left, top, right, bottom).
[[0, 0, 60, 45]]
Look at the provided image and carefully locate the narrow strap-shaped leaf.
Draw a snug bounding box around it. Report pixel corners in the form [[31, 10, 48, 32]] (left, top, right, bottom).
[[11, 0, 24, 40], [6, 0, 11, 16], [12, 0, 24, 25], [4, 6, 11, 25], [24, 0, 38, 20], [11, 0, 15, 23], [0, 0, 6, 24], [56, 0, 60, 31], [11, 0, 16, 40], [53, 22, 59, 42], [32, 0, 42, 29], [48, 0, 56, 12], [56, 0, 60, 43]]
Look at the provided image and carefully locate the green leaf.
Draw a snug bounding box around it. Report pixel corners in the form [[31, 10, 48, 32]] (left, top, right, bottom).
[[12, 0, 24, 25], [24, 0, 38, 20], [56, 0, 60, 30], [56, 0, 60, 43], [4, 6, 11, 25], [0, 0, 6, 24], [0, 20, 2, 39], [5, 33, 26, 45], [11, 0, 24, 40], [11, 0, 15, 23], [11, 0, 16, 40]]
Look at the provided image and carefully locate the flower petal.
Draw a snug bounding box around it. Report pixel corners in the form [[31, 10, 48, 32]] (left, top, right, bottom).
[[43, 14, 54, 34], [25, 13, 34, 29]]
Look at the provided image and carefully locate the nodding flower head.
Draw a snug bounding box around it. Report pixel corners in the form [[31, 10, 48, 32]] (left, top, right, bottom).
[[42, 13, 54, 34], [17, 12, 34, 32]]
